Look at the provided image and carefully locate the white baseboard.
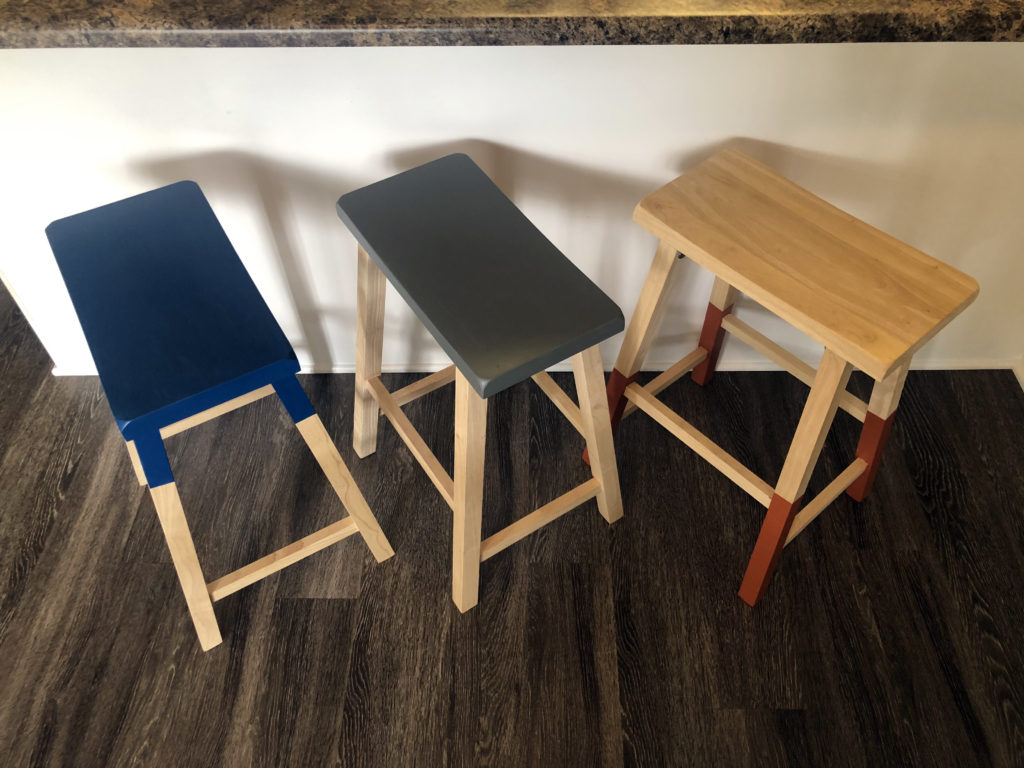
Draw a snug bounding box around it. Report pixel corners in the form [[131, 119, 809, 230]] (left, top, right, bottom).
[[51, 357, 1024, 388]]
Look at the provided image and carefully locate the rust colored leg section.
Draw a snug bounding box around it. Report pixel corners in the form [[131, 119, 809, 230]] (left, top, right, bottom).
[[738, 493, 803, 607], [691, 302, 734, 386], [846, 411, 896, 502], [606, 368, 639, 434], [584, 368, 637, 465]]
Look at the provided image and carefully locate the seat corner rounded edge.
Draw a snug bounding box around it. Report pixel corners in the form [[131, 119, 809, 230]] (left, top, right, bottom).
[[43, 218, 61, 241], [168, 179, 204, 199], [116, 415, 144, 443], [468, 369, 497, 400]]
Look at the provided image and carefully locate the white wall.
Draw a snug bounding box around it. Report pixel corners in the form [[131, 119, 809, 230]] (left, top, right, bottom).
[[1, 44, 1021, 375]]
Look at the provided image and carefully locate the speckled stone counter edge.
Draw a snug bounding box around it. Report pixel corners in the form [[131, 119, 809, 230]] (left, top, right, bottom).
[[3, 11, 1023, 48]]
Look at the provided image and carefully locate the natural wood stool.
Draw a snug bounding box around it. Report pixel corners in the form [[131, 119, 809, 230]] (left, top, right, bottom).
[[46, 181, 394, 650], [336, 154, 625, 612], [606, 149, 979, 606]]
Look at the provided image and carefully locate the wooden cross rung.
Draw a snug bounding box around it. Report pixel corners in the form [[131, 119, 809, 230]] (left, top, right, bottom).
[[785, 459, 868, 546], [720, 314, 868, 422], [625, 383, 773, 507], [531, 371, 584, 435], [622, 346, 708, 418], [480, 478, 601, 562], [391, 365, 456, 407], [161, 384, 277, 438], [207, 516, 360, 602], [369, 376, 455, 508], [127, 385, 279, 468]]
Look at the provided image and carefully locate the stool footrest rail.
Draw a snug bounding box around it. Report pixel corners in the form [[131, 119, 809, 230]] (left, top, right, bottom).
[[720, 314, 868, 422], [207, 516, 361, 602], [785, 459, 867, 546], [369, 375, 456, 508], [481, 478, 602, 562], [625, 382, 774, 507]]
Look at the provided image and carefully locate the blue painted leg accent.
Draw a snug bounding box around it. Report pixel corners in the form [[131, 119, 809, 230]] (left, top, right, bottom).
[[134, 429, 175, 488], [273, 376, 316, 423]]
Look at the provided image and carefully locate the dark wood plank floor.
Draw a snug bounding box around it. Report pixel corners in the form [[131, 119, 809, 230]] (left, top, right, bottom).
[[1, 284, 1022, 767]]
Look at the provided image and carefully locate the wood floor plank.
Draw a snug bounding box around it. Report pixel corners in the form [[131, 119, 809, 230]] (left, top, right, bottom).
[[1, 284, 1022, 767]]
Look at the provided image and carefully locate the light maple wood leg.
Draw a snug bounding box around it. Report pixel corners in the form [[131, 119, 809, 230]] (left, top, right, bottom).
[[606, 239, 684, 432], [739, 348, 852, 606], [452, 370, 487, 612], [125, 440, 146, 486], [354, 245, 386, 458], [847, 361, 910, 502], [691, 276, 738, 386], [295, 413, 395, 563], [572, 345, 623, 523], [149, 482, 222, 651]]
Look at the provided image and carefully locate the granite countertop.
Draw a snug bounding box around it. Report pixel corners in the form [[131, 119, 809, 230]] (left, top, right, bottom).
[[2, 1, 1022, 47]]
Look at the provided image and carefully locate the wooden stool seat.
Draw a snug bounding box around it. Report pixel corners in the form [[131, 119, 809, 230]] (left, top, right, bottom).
[[609, 149, 979, 606], [635, 149, 978, 381], [337, 154, 624, 611], [47, 181, 394, 650]]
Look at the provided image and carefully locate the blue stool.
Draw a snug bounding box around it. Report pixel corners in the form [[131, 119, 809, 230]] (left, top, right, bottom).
[[46, 181, 394, 650]]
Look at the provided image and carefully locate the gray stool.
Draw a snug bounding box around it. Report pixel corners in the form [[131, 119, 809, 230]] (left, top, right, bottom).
[[337, 154, 625, 611]]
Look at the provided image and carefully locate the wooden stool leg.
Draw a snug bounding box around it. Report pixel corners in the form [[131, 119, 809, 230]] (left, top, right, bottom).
[[572, 345, 623, 523], [134, 430, 222, 650], [691, 276, 738, 386], [150, 483, 222, 650], [847, 362, 909, 502], [738, 349, 852, 606], [452, 370, 487, 612], [295, 413, 396, 563], [606, 239, 684, 432], [354, 245, 386, 458], [125, 440, 147, 485], [274, 375, 395, 563]]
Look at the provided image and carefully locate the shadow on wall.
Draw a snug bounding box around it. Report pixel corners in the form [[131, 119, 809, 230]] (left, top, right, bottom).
[[667, 138, 915, 342], [670, 137, 910, 208], [392, 139, 927, 357], [130, 151, 361, 372], [129, 138, 952, 373], [384, 139, 689, 343]]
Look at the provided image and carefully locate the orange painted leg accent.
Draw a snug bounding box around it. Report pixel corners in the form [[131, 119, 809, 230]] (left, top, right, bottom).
[[584, 368, 636, 465], [846, 411, 896, 502], [605, 368, 638, 434], [691, 302, 734, 386], [738, 493, 803, 607]]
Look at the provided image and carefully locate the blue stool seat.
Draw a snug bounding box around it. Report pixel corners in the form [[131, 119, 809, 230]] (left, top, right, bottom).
[[47, 181, 304, 442], [46, 181, 393, 651]]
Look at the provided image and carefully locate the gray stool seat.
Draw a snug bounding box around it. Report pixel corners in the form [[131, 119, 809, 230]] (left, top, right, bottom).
[[336, 153, 624, 397]]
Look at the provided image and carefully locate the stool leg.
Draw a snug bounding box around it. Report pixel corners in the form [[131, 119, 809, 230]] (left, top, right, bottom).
[[691, 277, 738, 386], [572, 345, 623, 523], [274, 375, 395, 563], [135, 430, 221, 650], [295, 413, 395, 563], [606, 239, 684, 432], [125, 440, 147, 486], [354, 245, 386, 458], [738, 349, 852, 607], [452, 370, 487, 612], [847, 362, 909, 502]]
